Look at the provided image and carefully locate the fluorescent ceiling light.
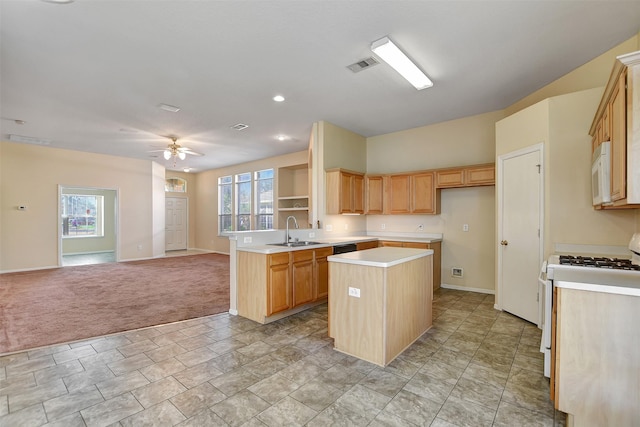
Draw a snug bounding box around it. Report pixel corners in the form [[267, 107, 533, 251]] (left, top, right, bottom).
[[158, 103, 181, 113], [8, 134, 51, 145], [371, 36, 433, 90]]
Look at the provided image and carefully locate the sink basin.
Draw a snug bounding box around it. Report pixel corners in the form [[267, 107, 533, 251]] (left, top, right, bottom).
[[268, 241, 322, 247]]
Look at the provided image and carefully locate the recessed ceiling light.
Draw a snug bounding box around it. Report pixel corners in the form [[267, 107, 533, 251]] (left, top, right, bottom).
[[183, 167, 192, 173], [273, 95, 285, 102], [276, 135, 287, 141], [158, 103, 181, 113]]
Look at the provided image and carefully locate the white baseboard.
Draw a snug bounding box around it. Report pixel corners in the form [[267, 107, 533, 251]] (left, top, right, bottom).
[[228, 309, 238, 316], [62, 250, 115, 256], [440, 283, 495, 295], [1, 265, 60, 274]]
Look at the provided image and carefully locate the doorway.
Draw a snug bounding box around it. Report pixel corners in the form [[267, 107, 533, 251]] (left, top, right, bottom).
[[166, 197, 188, 251], [59, 186, 118, 266], [497, 144, 544, 325]]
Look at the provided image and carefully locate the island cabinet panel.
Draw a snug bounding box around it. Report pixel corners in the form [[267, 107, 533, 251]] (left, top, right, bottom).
[[237, 251, 268, 322], [555, 288, 640, 425], [291, 249, 314, 306], [378, 240, 441, 290], [329, 250, 432, 367]]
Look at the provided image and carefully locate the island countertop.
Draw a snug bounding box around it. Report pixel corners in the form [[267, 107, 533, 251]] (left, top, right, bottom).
[[328, 246, 433, 268]]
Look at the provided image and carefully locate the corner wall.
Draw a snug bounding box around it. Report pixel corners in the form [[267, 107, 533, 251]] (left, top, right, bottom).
[[0, 141, 161, 272]]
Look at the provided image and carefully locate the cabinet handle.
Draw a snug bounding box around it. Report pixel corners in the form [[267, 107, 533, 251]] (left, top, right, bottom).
[[500, 240, 509, 246]]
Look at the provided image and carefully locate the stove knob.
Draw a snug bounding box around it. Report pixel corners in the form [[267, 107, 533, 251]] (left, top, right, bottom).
[[500, 240, 509, 246]]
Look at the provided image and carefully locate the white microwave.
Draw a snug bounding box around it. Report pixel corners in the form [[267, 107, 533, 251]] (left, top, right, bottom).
[[592, 140, 611, 205]]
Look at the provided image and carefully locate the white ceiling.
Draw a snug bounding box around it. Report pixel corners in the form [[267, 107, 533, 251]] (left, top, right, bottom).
[[1, 1, 639, 172]]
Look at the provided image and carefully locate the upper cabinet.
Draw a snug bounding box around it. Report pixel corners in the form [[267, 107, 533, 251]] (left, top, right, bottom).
[[387, 172, 438, 214], [436, 163, 495, 189], [590, 50, 640, 208], [326, 168, 364, 214], [365, 175, 384, 215]]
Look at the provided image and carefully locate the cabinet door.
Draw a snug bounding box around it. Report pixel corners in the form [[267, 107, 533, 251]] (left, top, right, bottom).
[[292, 250, 314, 307], [267, 262, 291, 316], [403, 242, 428, 249], [412, 172, 436, 214], [314, 247, 332, 299], [436, 169, 464, 188], [340, 173, 353, 213], [365, 175, 385, 214], [353, 174, 364, 214], [466, 165, 495, 186], [379, 240, 403, 247], [356, 240, 379, 251], [388, 174, 411, 214], [610, 70, 626, 202]]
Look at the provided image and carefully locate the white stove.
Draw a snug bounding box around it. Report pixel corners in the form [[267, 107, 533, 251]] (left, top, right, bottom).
[[539, 233, 640, 377]]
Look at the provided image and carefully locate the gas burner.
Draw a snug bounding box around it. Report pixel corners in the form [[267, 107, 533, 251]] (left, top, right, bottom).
[[559, 255, 640, 271]]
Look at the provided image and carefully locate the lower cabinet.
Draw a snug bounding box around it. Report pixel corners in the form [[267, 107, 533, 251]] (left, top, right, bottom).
[[378, 240, 441, 290], [356, 240, 379, 251], [238, 248, 331, 323]]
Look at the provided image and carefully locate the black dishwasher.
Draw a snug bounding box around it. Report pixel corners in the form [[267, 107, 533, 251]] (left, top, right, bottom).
[[333, 243, 357, 254]]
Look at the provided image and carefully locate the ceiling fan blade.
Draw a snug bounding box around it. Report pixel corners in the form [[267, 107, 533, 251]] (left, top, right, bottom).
[[179, 147, 204, 156], [147, 149, 168, 153]]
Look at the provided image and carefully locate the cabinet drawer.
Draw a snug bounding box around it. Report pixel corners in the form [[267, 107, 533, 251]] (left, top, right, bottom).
[[291, 249, 314, 262], [315, 247, 333, 258], [269, 252, 290, 266]]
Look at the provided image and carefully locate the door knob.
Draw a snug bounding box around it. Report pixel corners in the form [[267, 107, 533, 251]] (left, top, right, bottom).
[[500, 240, 509, 246]]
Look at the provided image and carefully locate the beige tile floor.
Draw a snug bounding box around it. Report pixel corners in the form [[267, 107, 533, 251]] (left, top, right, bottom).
[[0, 289, 565, 426]]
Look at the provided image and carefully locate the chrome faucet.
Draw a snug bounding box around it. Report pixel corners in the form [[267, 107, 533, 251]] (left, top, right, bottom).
[[285, 215, 299, 244]]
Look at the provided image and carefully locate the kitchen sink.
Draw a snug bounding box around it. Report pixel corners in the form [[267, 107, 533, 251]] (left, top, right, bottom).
[[268, 241, 322, 247]]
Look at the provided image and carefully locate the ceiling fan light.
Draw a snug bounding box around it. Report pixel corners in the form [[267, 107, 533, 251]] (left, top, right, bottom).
[[178, 152, 186, 160], [163, 150, 171, 160]]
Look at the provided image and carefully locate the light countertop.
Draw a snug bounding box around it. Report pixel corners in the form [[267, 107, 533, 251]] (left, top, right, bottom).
[[549, 264, 640, 297], [328, 247, 433, 268]]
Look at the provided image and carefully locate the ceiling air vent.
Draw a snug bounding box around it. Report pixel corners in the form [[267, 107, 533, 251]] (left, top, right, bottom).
[[231, 123, 249, 131], [347, 57, 379, 73]]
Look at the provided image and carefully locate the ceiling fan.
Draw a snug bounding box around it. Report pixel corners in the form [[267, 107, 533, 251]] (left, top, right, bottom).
[[148, 136, 204, 165]]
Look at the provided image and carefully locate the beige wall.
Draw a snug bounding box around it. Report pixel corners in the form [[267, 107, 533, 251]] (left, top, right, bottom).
[[318, 121, 368, 235], [194, 150, 309, 254], [366, 111, 503, 291], [0, 141, 162, 272]]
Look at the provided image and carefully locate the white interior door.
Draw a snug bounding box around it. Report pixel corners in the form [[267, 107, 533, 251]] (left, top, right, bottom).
[[166, 197, 187, 251], [499, 146, 543, 324]]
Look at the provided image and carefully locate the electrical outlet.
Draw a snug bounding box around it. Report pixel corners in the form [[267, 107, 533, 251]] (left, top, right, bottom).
[[344, 224, 349, 230], [348, 287, 361, 298], [463, 224, 469, 232], [326, 224, 333, 231], [309, 232, 315, 238], [243, 236, 252, 243], [452, 267, 463, 277], [418, 224, 424, 231], [381, 223, 386, 230]]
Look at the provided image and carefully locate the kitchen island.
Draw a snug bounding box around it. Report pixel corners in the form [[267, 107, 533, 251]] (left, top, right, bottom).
[[328, 247, 433, 367]]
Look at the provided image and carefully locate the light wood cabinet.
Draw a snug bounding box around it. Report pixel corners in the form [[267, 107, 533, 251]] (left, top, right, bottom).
[[356, 240, 379, 251], [378, 240, 441, 289], [326, 168, 365, 214], [553, 286, 640, 425], [589, 51, 640, 208], [238, 248, 330, 323], [435, 163, 495, 188], [314, 247, 332, 299], [291, 250, 314, 307], [365, 175, 384, 214], [610, 70, 626, 202], [387, 172, 439, 215]]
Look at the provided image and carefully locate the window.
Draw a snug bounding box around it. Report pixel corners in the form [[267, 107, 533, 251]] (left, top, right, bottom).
[[218, 176, 232, 233], [61, 194, 104, 237], [236, 172, 252, 231], [165, 177, 187, 192], [255, 169, 274, 230], [218, 168, 274, 232]]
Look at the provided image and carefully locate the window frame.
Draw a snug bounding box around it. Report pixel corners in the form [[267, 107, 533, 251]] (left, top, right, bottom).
[[218, 168, 275, 234], [61, 194, 104, 238]]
